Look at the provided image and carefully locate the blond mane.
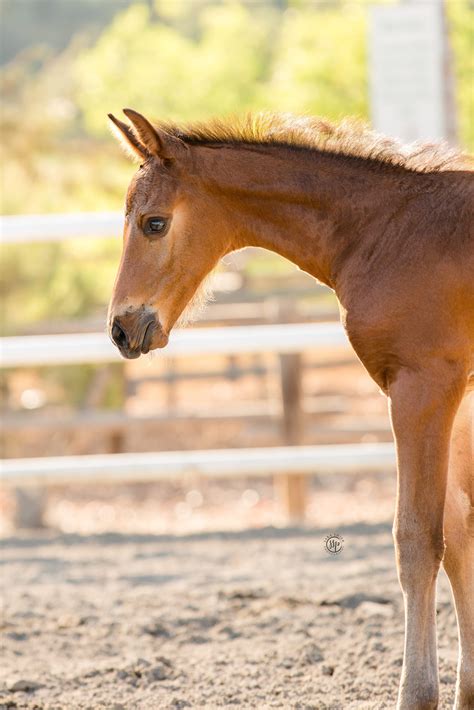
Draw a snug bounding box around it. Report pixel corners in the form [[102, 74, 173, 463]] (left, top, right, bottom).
[[158, 112, 471, 174]]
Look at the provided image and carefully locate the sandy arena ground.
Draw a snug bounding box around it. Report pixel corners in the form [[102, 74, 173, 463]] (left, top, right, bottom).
[[1, 521, 458, 709]]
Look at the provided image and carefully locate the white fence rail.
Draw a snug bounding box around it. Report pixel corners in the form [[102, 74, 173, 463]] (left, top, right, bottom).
[[0, 211, 123, 244], [0, 322, 350, 368], [1, 211, 392, 523], [1, 443, 396, 486]]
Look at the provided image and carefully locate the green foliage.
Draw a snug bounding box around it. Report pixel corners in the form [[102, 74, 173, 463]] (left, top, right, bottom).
[[264, 4, 368, 120], [0, 47, 131, 215], [75, 2, 273, 132], [75, 0, 472, 147], [75, 1, 370, 132], [448, 0, 474, 151], [0, 239, 120, 334]]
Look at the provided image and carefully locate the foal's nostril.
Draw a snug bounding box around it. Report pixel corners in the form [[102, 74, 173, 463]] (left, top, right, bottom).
[[111, 319, 128, 349], [141, 318, 155, 354]]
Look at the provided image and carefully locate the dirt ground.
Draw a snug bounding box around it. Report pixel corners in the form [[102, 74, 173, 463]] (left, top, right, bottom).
[[1, 519, 458, 710], [0, 352, 459, 708]]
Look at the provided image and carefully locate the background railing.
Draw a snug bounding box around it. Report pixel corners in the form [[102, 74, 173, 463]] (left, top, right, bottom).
[[0, 211, 123, 243], [1, 213, 395, 526]]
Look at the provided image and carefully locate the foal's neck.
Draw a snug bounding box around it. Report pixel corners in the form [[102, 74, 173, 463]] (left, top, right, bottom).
[[196, 144, 407, 291]]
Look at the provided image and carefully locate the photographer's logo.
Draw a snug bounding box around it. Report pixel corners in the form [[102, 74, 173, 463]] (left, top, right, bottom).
[[324, 533, 344, 555]]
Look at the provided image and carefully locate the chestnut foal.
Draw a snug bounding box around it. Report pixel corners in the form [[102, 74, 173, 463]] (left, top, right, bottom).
[[107, 109, 473, 709]]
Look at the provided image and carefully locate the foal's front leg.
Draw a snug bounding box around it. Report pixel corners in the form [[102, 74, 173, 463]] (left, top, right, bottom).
[[389, 364, 465, 710], [443, 393, 474, 710]]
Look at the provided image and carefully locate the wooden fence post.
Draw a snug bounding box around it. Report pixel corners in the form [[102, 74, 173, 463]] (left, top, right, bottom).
[[273, 300, 307, 523], [13, 487, 46, 529], [109, 363, 126, 453], [276, 351, 307, 523], [165, 357, 178, 413]]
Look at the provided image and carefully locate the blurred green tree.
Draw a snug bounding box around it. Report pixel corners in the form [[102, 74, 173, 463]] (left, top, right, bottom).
[[75, 2, 273, 133], [448, 0, 474, 151], [263, 3, 368, 120], [75, 0, 472, 148]]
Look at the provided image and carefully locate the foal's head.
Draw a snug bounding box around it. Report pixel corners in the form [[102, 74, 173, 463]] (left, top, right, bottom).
[[107, 109, 231, 358]]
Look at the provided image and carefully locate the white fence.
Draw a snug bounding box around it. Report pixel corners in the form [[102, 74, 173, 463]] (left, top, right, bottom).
[[1, 443, 396, 486], [0, 322, 349, 367], [1, 212, 395, 519], [0, 211, 122, 243]]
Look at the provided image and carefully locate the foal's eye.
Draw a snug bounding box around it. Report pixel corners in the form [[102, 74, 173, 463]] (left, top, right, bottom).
[[144, 217, 169, 237]]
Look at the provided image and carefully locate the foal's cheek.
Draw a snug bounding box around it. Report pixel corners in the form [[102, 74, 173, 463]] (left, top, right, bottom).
[[136, 238, 170, 281]]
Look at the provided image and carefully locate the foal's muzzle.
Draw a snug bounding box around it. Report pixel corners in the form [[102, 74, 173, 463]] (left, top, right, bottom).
[[110, 310, 156, 359]]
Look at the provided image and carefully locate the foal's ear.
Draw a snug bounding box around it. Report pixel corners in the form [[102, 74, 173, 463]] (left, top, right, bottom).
[[108, 113, 147, 161], [123, 108, 186, 162]]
